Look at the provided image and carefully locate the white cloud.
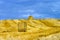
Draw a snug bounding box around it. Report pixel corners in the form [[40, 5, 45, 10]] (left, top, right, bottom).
[[16, 0, 30, 2], [25, 9, 34, 13], [21, 13, 48, 18], [32, 13, 54, 18], [19, 13, 41, 18], [22, 14, 31, 17], [51, 2, 60, 12], [18, 9, 35, 13], [31, 13, 40, 17]]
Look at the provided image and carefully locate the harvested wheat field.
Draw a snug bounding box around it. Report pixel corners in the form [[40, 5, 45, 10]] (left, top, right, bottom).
[[0, 16, 60, 40]]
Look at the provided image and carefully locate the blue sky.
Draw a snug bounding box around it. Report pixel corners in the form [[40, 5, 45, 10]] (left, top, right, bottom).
[[0, 0, 60, 19]]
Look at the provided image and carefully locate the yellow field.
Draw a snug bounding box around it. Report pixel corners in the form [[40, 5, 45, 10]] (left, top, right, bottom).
[[0, 16, 60, 40]]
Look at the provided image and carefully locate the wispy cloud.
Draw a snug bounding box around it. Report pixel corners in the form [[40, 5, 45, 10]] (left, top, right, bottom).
[[0, 0, 60, 19], [51, 2, 60, 12], [22, 14, 30, 17], [17, 0, 30, 2], [18, 9, 34, 13], [31, 13, 40, 17]]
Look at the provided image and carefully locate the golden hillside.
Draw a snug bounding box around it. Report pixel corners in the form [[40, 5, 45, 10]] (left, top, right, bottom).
[[0, 16, 60, 40]]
